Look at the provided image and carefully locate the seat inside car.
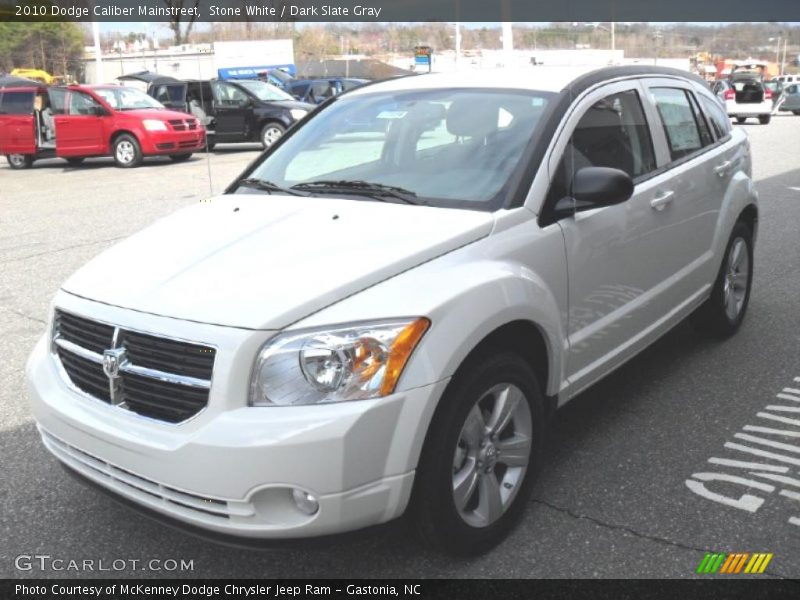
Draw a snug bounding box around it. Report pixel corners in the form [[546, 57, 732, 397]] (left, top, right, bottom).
[[571, 103, 634, 176]]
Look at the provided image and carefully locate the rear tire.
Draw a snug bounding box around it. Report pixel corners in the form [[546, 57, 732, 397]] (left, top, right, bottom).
[[735, 117, 747, 124], [411, 351, 545, 556], [112, 134, 142, 168], [691, 221, 753, 338], [758, 115, 771, 125], [793, 110, 800, 116], [7, 154, 33, 169], [169, 153, 192, 162]]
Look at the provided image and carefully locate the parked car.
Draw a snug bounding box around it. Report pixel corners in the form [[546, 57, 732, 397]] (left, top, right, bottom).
[[713, 62, 774, 124], [0, 85, 205, 169], [143, 76, 314, 150], [763, 79, 784, 107], [776, 82, 800, 115], [27, 66, 757, 555], [288, 78, 369, 104]]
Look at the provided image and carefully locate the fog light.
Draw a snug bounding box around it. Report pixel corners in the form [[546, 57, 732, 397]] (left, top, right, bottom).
[[292, 489, 319, 515]]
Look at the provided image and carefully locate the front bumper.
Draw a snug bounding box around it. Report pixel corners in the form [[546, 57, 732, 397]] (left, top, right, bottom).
[[140, 129, 205, 155], [27, 294, 447, 539]]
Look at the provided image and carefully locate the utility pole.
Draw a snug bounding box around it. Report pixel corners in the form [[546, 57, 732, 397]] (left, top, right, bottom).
[[92, 21, 103, 84], [781, 37, 788, 76], [611, 21, 615, 51]]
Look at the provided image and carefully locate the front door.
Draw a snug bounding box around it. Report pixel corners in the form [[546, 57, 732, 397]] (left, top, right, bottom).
[[54, 90, 107, 157], [211, 81, 251, 141], [0, 89, 36, 154], [544, 81, 677, 394]]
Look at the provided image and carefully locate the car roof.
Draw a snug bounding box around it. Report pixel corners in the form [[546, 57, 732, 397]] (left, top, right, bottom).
[[346, 65, 705, 97]]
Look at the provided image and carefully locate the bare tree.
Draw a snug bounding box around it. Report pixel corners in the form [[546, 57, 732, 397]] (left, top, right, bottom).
[[163, 0, 200, 46]]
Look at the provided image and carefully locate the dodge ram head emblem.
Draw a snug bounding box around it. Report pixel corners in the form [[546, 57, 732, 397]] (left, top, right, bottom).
[[102, 348, 126, 379]]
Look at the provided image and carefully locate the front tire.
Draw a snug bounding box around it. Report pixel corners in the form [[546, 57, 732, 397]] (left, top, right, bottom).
[[793, 110, 800, 116], [412, 351, 545, 555], [260, 122, 285, 149], [692, 221, 753, 337], [7, 154, 33, 169], [736, 117, 747, 124], [758, 114, 771, 125], [112, 134, 142, 168]]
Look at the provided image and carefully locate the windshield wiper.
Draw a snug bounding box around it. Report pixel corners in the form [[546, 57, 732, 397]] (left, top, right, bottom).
[[237, 178, 309, 197], [291, 180, 424, 205]]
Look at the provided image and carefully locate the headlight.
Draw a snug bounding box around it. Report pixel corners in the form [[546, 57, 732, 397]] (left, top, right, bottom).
[[142, 119, 167, 131], [249, 318, 429, 407], [289, 108, 308, 121]]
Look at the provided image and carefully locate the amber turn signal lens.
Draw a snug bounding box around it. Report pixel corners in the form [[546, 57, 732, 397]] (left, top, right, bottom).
[[380, 318, 430, 396]]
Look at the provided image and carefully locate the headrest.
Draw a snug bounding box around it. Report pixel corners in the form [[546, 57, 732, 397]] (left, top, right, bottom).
[[446, 97, 498, 138]]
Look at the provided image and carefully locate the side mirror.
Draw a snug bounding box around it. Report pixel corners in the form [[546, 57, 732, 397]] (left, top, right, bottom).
[[554, 166, 634, 217]]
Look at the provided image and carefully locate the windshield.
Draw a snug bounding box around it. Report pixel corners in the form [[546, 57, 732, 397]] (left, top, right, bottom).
[[94, 86, 164, 110], [244, 88, 554, 210], [235, 80, 294, 102]]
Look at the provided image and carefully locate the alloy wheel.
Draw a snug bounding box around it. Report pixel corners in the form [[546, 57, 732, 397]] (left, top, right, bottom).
[[262, 126, 283, 147], [723, 237, 749, 321], [451, 383, 533, 528]]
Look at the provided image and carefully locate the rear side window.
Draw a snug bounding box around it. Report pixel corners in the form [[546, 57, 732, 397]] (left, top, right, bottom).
[[698, 94, 731, 140], [651, 88, 709, 161], [0, 91, 34, 115]]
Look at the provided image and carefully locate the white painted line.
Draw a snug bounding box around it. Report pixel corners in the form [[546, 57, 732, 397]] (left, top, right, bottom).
[[783, 388, 800, 395], [744, 425, 800, 438], [724, 442, 800, 466], [795, 377, 800, 383], [776, 393, 800, 403], [790, 187, 800, 192], [765, 405, 800, 413], [780, 489, 800, 501], [757, 412, 800, 427], [734, 433, 800, 454], [791, 517, 800, 527], [708, 457, 788, 472], [750, 473, 800, 487]]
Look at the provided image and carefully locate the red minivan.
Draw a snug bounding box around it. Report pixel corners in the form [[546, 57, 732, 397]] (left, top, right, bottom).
[[0, 85, 205, 169]]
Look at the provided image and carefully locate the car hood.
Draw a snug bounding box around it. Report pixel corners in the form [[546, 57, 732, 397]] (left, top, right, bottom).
[[265, 99, 316, 111], [117, 108, 194, 121], [62, 195, 494, 330]]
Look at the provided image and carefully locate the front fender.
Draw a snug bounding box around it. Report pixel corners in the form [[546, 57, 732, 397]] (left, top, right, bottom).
[[293, 218, 568, 398]]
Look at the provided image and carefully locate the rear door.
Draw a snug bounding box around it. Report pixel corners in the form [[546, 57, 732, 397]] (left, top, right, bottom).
[[642, 79, 732, 294], [211, 81, 250, 141], [0, 89, 36, 154], [54, 89, 107, 157]]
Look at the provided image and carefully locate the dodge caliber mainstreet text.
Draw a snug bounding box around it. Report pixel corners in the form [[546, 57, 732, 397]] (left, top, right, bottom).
[[27, 66, 758, 555]]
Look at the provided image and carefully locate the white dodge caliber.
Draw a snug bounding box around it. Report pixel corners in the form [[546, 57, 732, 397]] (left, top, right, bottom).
[[27, 66, 758, 555]]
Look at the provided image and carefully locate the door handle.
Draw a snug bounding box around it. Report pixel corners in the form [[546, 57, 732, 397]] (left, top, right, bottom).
[[714, 160, 733, 176], [650, 191, 675, 211]]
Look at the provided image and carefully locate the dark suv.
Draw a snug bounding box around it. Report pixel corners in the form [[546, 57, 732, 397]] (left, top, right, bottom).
[[132, 74, 314, 150]]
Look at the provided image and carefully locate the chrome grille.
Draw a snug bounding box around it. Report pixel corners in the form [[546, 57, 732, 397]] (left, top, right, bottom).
[[53, 310, 215, 423], [168, 119, 197, 131]]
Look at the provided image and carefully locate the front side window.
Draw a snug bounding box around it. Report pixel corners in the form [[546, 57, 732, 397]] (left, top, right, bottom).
[[651, 87, 707, 161], [235, 80, 294, 102], [93, 87, 164, 110], [67, 91, 103, 116], [244, 88, 554, 210], [546, 89, 656, 210], [212, 82, 250, 107]]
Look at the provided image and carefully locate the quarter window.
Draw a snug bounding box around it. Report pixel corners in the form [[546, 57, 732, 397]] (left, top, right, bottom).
[[698, 94, 731, 140], [651, 87, 710, 161], [0, 91, 34, 114]]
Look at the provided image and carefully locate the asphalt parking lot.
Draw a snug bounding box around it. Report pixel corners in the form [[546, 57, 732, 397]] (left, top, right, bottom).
[[2, 118, 800, 579]]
